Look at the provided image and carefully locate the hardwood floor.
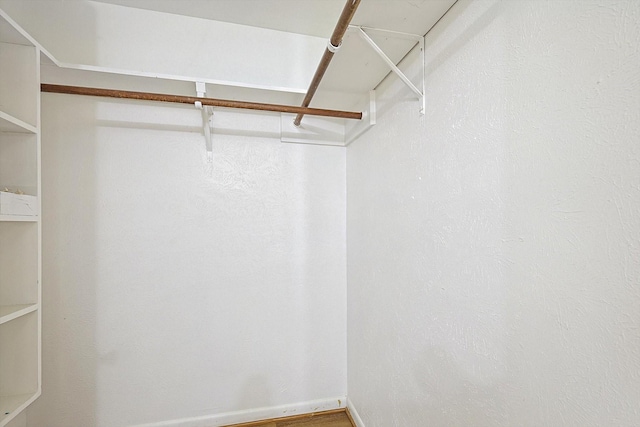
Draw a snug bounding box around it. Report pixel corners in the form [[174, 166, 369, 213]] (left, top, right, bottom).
[[225, 409, 355, 427]]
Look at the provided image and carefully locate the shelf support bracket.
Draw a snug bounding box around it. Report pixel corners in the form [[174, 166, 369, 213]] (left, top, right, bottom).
[[354, 26, 425, 115], [195, 82, 214, 162]]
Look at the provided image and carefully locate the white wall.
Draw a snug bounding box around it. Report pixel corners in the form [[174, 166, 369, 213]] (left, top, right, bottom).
[[347, 0, 640, 425], [28, 94, 346, 426]]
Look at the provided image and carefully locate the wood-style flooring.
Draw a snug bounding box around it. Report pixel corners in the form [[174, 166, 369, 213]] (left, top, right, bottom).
[[225, 409, 355, 427]]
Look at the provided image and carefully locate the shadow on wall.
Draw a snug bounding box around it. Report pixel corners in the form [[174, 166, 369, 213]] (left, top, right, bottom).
[[350, 0, 640, 425], [87, 95, 286, 141], [407, 347, 509, 423], [237, 376, 272, 410], [424, 0, 502, 79], [27, 3, 99, 426], [0, 2, 104, 425]]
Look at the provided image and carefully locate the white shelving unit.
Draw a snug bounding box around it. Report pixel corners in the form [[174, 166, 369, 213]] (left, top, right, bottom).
[[0, 9, 41, 427]]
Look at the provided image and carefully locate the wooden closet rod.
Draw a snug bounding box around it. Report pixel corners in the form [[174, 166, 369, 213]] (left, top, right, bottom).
[[294, 0, 362, 126], [41, 84, 363, 120]]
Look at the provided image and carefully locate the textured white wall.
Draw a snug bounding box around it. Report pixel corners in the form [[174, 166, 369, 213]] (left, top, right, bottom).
[[30, 94, 346, 426], [347, 0, 640, 425]]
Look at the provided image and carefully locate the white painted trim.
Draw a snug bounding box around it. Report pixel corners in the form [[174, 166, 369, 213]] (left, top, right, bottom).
[[347, 399, 366, 427], [48, 62, 308, 95], [130, 396, 347, 427], [0, 8, 57, 67]]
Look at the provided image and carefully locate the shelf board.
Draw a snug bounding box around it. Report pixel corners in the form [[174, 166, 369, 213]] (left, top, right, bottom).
[[0, 304, 38, 325], [0, 111, 37, 134], [0, 10, 34, 47], [0, 214, 38, 222], [0, 392, 39, 427]]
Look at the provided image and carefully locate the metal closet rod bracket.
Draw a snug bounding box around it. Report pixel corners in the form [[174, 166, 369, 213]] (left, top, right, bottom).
[[195, 82, 214, 162], [349, 25, 425, 115]]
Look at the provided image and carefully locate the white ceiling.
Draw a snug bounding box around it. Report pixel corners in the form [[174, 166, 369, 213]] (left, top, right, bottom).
[[91, 0, 454, 37], [92, 0, 347, 38], [90, 0, 456, 108]]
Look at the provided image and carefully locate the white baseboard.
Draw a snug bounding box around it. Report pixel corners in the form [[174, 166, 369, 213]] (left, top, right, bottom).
[[347, 398, 366, 427], [131, 396, 347, 427]]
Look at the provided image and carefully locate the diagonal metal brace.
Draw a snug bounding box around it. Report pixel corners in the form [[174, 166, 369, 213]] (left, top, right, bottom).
[[354, 26, 425, 114], [195, 82, 214, 162]]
